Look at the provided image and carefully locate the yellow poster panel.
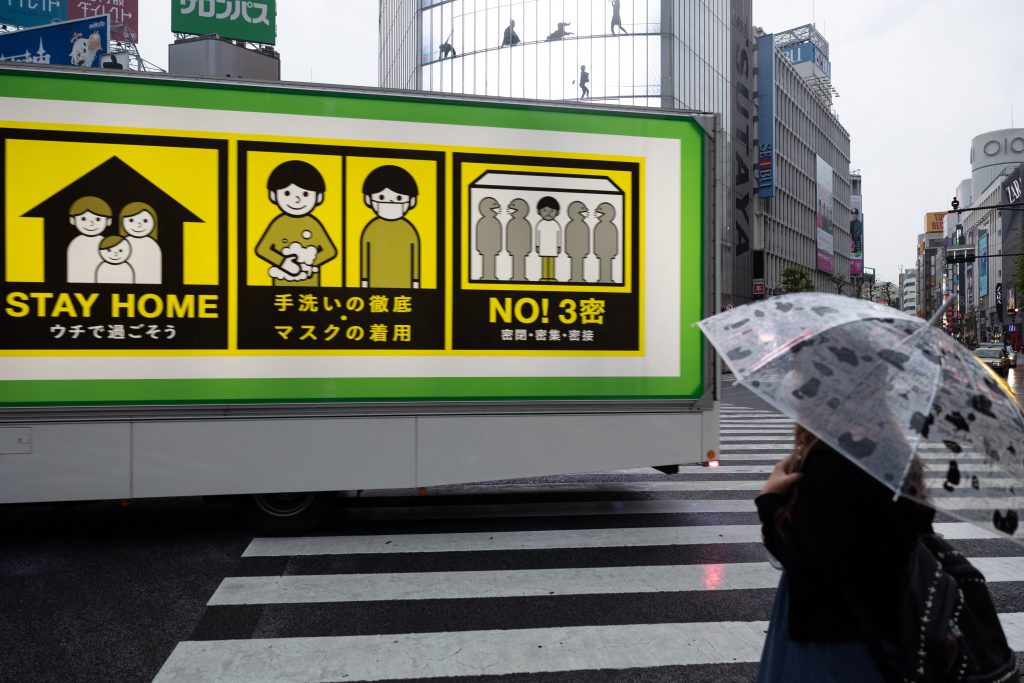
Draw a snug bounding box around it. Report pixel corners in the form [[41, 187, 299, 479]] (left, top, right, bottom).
[[244, 152, 343, 288], [0, 126, 229, 353]]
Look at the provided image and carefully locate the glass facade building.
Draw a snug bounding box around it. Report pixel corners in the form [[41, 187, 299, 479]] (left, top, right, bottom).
[[382, 1, 730, 111], [380, 0, 756, 303]]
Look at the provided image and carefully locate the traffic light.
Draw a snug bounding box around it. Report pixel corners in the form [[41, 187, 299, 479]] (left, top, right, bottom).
[[945, 247, 976, 264]]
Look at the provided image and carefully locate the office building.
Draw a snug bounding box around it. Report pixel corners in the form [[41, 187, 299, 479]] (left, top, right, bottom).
[[752, 24, 852, 294], [379, 0, 759, 305], [900, 268, 917, 315]]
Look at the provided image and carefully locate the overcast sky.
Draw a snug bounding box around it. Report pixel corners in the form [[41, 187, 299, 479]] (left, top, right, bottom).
[[138, 1, 1024, 285]]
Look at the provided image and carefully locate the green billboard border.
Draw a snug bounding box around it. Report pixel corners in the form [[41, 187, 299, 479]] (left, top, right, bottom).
[[0, 69, 706, 406]]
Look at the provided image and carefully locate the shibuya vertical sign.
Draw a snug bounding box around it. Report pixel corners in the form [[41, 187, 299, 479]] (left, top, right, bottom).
[[172, 0, 276, 44], [755, 33, 776, 198]]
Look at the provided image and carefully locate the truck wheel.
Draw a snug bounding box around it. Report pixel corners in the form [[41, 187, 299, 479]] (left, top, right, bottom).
[[236, 491, 335, 535]]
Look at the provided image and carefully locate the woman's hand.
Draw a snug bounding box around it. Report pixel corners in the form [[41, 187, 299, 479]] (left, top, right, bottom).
[[760, 449, 804, 495]]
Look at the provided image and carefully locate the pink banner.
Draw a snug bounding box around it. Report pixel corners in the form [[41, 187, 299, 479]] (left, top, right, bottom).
[[67, 1, 138, 42]]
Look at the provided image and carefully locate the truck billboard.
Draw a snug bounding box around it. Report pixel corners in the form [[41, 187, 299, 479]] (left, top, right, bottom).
[[0, 65, 717, 523]]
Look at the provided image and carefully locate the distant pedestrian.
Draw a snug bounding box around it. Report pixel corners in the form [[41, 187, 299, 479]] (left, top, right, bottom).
[[611, 0, 628, 34], [546, 21, 573, 41], [578, 65, 589, 98], [501, 19, 520, 47]]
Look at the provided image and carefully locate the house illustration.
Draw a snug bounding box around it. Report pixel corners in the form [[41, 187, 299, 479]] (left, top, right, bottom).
[[22, 156, 202, 286]]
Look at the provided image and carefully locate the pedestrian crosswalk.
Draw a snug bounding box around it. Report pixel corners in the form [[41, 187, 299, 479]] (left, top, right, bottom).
[[154, 402, 1024, 682]]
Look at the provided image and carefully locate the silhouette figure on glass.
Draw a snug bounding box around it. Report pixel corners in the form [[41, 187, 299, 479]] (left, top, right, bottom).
[[611, 0, 628, 34], [440, 31, 456, 58], [501, 19, 520, 47], [506, 198, 532, 281], [578, 65, 590, 98], [546, 22, 573, 41], [475, 196, 502, 281], [535, 196, 562, 282], [594, 201, 619, 283], [565, 200, 590, 283]]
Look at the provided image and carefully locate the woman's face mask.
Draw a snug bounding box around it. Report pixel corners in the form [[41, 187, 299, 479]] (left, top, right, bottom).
[[366, 188, 416, 220]]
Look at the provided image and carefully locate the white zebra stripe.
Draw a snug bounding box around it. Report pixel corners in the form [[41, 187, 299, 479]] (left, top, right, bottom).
[[208, 556, 1024, 606], [153, 614, 1024, 682], [153, 621, 773, 682]]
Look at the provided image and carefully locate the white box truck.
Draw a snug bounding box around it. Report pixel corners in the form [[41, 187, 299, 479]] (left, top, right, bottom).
[[0, 64, 719, 532]]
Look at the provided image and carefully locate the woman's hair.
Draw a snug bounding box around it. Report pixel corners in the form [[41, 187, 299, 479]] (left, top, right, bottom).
[[772, 424, 818, 536], [118, 202, 158, 240]]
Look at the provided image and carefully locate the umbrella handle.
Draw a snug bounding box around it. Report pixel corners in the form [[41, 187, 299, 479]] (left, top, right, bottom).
[[927, 296, 954, 327]]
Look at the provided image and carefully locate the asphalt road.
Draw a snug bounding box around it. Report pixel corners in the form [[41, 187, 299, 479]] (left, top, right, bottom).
[[3, 384, 1022, 682]]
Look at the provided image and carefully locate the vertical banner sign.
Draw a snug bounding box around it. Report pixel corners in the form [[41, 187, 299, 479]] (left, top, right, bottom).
[[0, 15, 110, 68], [729, 0, 754, 304], [0, 0, 65, 27], [67, 1, 138, 42], [0, 68, 709, 405], [172, 0, 276, 45], [850, 193, 863, 276], [756, 33, 776, 198], [996, 283, 1004, 323], [815, 155, 834, 274], [979, 233, 988, 296]]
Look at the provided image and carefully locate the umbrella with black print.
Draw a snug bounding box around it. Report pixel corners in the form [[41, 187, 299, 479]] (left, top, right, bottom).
[[697, 293, 1024, 542]]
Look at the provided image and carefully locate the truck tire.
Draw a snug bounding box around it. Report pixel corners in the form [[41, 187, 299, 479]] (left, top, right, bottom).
[[236, 491, 336, 535]]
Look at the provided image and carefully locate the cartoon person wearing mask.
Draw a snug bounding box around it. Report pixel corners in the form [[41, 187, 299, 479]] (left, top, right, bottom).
[[360, 165, 421, 289]]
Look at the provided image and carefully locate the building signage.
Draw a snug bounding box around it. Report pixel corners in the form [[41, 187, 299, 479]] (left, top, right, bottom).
[[924, 211, 945, 234], [850, 194, 863, 276], [815, 155, 834, 274], [979, 233, 988, 294], [996, 282, 1004, 322], [752, 278, 765, 296], [778, 40, 831, 79], [0, 15, 110, 68], [171, 0, 276, 45], [0, 0, 64, 28], [755, 33, 776, 199], [67, 1, 138, 42]]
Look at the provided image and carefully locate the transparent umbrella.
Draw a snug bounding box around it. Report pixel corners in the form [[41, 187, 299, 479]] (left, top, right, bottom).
[[697, 293, 1024, 542]]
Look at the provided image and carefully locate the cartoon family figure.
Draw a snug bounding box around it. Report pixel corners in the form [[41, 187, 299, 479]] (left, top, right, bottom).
[[67, 196, 162, 284], [474, 195, 619, 283], [256, 160, 338, 287]]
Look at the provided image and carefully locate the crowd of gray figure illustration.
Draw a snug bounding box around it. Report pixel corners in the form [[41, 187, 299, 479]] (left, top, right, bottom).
[[437, 0, 630, 99], [475, 195, 619, 284]]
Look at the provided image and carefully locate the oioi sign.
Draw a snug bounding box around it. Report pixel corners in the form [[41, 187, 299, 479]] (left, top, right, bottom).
[[172, 0, 276, 45]]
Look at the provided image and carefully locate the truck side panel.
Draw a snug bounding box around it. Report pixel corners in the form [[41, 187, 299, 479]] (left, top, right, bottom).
[[417, 412, 704, 485], [132, 418, 417, 497], [0, 423, 131, 502]]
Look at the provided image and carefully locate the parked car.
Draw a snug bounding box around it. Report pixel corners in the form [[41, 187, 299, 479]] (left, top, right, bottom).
[[974, 346, 1012, 375]]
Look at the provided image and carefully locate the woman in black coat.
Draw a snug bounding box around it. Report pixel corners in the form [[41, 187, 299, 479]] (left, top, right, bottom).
[[755, 425, 933, 682]]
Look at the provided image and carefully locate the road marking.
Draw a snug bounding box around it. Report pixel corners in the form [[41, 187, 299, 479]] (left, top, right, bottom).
[[243, 522, 1001, 557], [209, 562, 786, 604], [153, 621, 773, 682], [210, 556, 1024, 606]]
